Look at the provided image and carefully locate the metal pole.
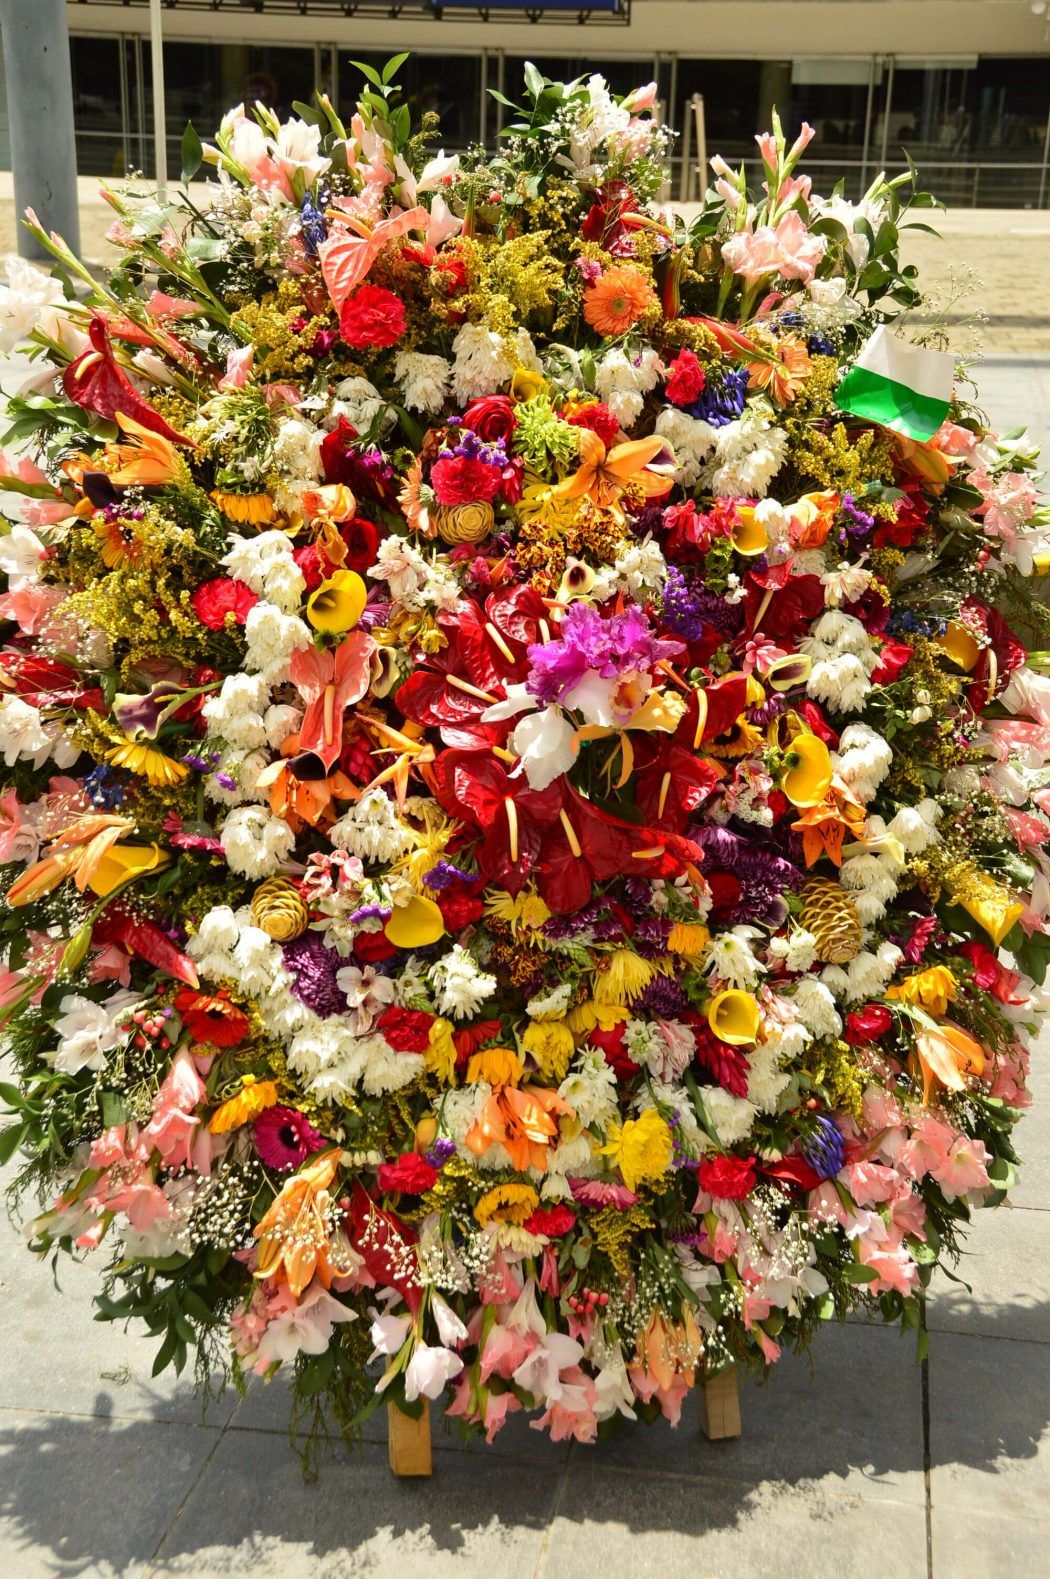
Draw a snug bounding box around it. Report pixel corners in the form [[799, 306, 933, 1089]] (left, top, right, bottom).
[[879, 57, 895, 170], [693, 95, 707, 203], [0, 0, 80, 257], [859, 57, 876, 197], [677, 91, 692, 204], [149, 0, 168, 195], [1038, 99, 1050, 211]]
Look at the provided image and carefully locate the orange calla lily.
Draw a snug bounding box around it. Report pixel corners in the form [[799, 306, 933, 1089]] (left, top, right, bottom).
[[554, 428, 676, 520], [253, 1150, 340, 1296], [914, 1022, 986, 1106], [465, 1083, 571, 1173]]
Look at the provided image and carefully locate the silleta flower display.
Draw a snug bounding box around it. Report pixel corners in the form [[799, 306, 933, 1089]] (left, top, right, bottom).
[[1, 61, 1048, 1455]]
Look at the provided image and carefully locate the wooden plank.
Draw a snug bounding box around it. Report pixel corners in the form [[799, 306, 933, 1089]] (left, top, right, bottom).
[[699, 1363, 742, 1441], [387, 1399, 433, 1477]]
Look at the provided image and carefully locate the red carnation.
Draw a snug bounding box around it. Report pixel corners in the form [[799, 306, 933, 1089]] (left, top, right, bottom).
[[339, 284, 406, 350], [567, 402, 620, 449], [431, 454, 502, 507], [844, 1003, 894, 1045], [664, 349, 707, 407], [191, 577, 258, 631], [871, 640, 914, 686], [377, 1152, 438, 1194], [461, 395, 517, 444], [292, 543, 326, 592], [438, 890, 485, 931], [696, 1153, 757, 1200], [377, 1006, 435, 1053], [525, 1204, 576, 1237], [590, 1022, 639, 1080], [354, 930, 399, 964]]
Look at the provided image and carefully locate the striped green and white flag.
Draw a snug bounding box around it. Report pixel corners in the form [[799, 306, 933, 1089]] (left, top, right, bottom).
[[836, 326, 955, 442]]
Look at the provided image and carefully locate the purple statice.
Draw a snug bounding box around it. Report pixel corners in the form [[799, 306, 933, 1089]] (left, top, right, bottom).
[[439, 425, 508, 468], [834, 491, 876, 551], [802, 1115, 846, 1180], [684, 366, 749, 427], [425, 1137, 457, 1169], [638, 974, 688, 1016], [424, 859, 478, 892], [282, 934, 348, 1019], [526, 602, 684, 705], [660, 566, 744, 644], [347, 903, 392, 926]]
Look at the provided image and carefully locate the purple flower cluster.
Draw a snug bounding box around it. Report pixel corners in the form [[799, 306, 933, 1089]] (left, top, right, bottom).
[[683, 366, 749, 427], [695, 825, 803, 925], [281, 934, 348, 1019], [526, 602, 684, 704], [661, 566, 745, 644]]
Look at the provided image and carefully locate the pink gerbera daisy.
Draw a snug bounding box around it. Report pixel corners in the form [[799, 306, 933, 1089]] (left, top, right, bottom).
[[253, 1106, 326, 1172]]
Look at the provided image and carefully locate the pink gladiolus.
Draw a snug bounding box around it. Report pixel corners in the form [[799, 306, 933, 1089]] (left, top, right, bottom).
[[217, 345, 255, 391], [934, 1135, 991, 1201], [140, 1050, 206, 1172]]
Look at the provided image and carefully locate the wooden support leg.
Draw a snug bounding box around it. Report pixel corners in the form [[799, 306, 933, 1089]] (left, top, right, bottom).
[[699, 1363, 742, 1441], [387, 1399, 433, 1477]]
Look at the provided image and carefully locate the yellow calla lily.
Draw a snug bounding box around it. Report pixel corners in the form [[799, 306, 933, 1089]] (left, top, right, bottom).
[[731, 506, 769, 556], [780, 733, 833, 808], [86, 841, 171, 897], [306, 569, 367, 634], [937, 622, 981, 673], [384, 893, 446, 950], [960, 888, 1024, 949], [511, 368, 546, 402], [707, 989, 761, 1046]]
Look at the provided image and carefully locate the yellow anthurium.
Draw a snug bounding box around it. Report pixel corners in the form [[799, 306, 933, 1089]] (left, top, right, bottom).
[[86, 841, 171, 897], [780, 733, 833, 808], [707, 989, 761, 1046], [384, 893, 446, 950], [307, 569, 367, 634]]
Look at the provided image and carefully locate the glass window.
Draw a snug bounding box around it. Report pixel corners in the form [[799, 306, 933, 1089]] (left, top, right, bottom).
[[70, 34, 128, 178]]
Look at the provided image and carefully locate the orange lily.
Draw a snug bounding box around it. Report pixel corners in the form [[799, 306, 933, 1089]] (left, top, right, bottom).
[[257, 746, 358, 831], [109, 413, 183, 487], [465, 1084, 571, 1173], [254, 1150, 340, 1297], [6, 814, 137, 906], [913, 1022, 986, 1106], [747, 337, 813, 403], [554, 428, 675, 521], [791, 780, 867, 867]]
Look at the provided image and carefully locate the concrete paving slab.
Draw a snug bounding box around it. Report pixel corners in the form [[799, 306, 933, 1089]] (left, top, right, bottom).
[[145, 1428, 564, 1578], [930, 1506, 1050, 1578], [0, 1408, 221, 1579], [924, 1204, 1050, 1346], [541, 1463, 928, 1579]]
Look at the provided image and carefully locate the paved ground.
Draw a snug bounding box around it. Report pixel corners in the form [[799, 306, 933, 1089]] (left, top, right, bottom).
[[0, 228, 1049, 1577]]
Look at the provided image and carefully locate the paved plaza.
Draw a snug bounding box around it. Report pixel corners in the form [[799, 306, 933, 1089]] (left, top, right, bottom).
[[0, 204, 1049, 1576]]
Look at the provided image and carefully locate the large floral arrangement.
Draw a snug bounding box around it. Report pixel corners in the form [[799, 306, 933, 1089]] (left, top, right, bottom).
[[1, 63, 1047, 1454]]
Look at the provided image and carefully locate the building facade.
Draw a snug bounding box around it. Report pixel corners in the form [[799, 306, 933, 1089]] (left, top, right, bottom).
[[2, 1, 1050, 206]]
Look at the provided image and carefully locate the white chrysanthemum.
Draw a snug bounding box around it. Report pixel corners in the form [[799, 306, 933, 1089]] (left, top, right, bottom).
[[824, 943, 902, 1003], [700, 1087, 758, 1149], [746, 1044, 792, 1113], [834, 721, 893, 801], [558, 1046, 619, 1129], [269, 416, 325, 511], [264, 702, 303, 750], [706, 926, 765, 989], [791, 977, 842, 1037], [220, 805, 296, 877], [450, 323, 515, 401], [542, 1133, 597, 1187], [329, 376, 393, 434], [243, 602, 311, 682], [394, 350, 451, 415], [330, 788, 414, 865], [203, 746, 270, 806], [527, 981, 575, 1019], [655, 407, 718, 487], [703, 414, 788, 499], [221, 530, 305, 614], [187, 905, 240, 957], [202, 673, 272, 750], [888, 802, 942, 854], [821, 563, 872, 607], [595, 346, 663, 430], [800, 613, 878, 713], [429, 946, 497, 1020]]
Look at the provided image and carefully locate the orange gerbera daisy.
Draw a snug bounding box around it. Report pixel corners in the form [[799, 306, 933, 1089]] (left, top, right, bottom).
[[583, 265, 656, 337]]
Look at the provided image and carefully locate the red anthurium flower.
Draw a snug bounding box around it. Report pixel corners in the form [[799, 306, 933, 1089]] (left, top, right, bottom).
[[62, 315, 193, 445], [961, 599, 1026, 712], [395, 597, 536, 748], [289, 633, 375, 771], [673, 673, 749, 755], [742, 566, 824, 642], [430, 749, 564, 894], [534, 784, 703, 916], [633, 740, 723, 832], [760, 1155, 825, 1193]]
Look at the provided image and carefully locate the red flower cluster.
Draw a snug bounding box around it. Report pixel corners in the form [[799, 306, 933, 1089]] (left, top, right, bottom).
[[377, 1152, 438, 1194], [697, 1153, 758, 1200], [431, 454, 503, 506], [191, 577, 258, 631], [664, 348, 707, 407]]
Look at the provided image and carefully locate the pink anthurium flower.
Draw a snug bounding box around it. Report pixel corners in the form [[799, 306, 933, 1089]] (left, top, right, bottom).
[[289, 632, 375, 770]]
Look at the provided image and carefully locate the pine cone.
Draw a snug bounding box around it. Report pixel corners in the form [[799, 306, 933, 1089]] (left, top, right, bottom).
[[250, 877, 308, 942], [800, 877, 862, 965], [432, 501, 495, 545]]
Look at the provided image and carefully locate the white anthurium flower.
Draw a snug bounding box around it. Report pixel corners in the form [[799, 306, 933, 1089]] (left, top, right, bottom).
[[509, 706, 579, 791]]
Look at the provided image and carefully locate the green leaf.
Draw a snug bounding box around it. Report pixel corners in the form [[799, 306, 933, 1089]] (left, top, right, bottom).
[[842, 1262, 879, 1284], [523, 61, 545, 101], [351, 60, 384, 90], [382, 52, 409, 84], [99, 1090, 129, 1128], [0, 1123, 26, 1166], [180, 122, 203, 184]]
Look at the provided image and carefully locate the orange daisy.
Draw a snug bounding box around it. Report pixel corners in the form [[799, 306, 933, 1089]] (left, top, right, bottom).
[[583, 265, 656, 338]]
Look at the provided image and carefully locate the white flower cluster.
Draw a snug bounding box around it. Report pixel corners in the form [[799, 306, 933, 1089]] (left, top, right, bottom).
[[655, 408, 788, 498], [394, 351, 452, 415], [596, 346, 664, 430], [801, 611, 879, 712], [0, 696, 77, 771], [451, 324, 540, 403], [219, 804, 296, 877], [822, 942, 904, 1004], [268, 416, 325, 513], [221, 530, 305, 613], [589, 537, 668, 603]]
